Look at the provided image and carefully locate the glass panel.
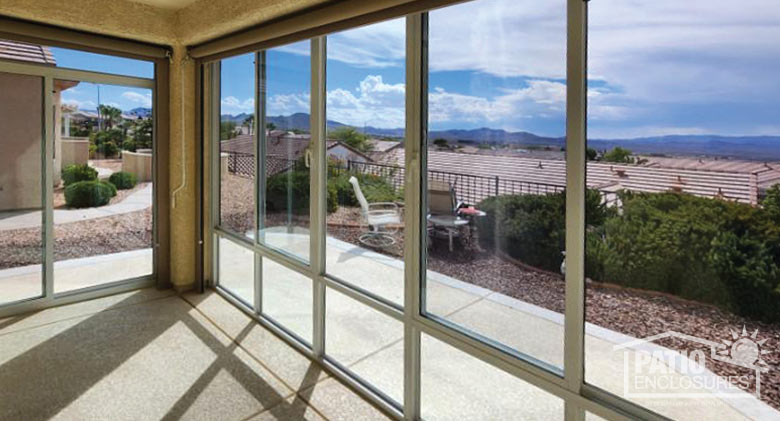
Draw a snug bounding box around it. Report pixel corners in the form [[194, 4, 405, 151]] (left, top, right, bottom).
[[53, 81, 153, 293], [421, 334, 564, 420], [260, 43, 311, 261], [0, 71, 44, 305], [219, 53, 256, 239], [50, 45, 154, 79], [325, 287, 404, 404], [262, 258, 313, 344], [585, 2, 780, 420], [218, 236, 254, 306], [325, 18, 406, 305], [423, 0, 567, 369]]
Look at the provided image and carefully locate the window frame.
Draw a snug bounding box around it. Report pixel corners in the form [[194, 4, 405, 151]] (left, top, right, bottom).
[[202, 1, 671, 420]]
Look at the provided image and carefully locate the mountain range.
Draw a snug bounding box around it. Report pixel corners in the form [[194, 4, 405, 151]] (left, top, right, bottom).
[[221, 112, 780, 161]]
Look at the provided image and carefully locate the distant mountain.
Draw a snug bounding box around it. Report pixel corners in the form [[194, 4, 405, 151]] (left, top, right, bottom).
[[219, 113, 780, 160], [128, 107, 152, 118]]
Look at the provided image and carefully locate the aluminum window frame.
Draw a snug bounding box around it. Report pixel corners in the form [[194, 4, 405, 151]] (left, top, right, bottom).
[[0, 58, 162, 319], [203, 1, 674, 420]]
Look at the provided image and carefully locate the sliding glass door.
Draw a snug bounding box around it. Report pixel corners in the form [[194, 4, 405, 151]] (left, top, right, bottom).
[[0, 71, 45, 306], [0, 45, 157, 315]]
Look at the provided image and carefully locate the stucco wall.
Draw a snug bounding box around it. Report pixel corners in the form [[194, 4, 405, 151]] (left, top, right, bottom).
[[61, 138, 90, 167], [0, 0, 338, 289], [122, 150, 154, 182], [0, 72, 43, 212]]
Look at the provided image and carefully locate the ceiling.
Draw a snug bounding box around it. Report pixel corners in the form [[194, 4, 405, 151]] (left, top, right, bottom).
[[128, 0, 200, 10]]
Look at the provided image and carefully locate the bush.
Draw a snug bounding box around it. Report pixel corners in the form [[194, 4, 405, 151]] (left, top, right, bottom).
[[594, 191, 780, 322], [329, 172, 399, 207], [109, 171, 137, 190], [64, 180, 115, 208], [476, 189, 610, 272], [265, 170, 339, 214], [62, 164, 98, 186], [90, 129, 123, 157], [602, 147, 634, 163], [122, 139, 137, 152]]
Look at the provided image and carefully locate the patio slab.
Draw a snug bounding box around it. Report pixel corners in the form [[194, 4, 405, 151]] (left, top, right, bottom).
[[0, 248, 153, 305], [223, 228, 776, 421]]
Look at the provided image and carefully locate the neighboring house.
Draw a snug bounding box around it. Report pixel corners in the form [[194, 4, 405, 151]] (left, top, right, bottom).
[[221, 132, 372, 177], [0, 40, 79, 211]]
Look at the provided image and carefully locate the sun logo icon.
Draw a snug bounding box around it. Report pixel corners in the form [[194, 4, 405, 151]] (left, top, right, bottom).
[[718, 326, 771, 372]]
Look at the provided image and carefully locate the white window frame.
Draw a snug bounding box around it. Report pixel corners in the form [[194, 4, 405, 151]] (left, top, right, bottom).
[[205, 1, 673, 419]]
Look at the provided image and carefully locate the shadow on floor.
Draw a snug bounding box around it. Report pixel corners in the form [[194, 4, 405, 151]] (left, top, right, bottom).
[[0, 291, 323, 421]]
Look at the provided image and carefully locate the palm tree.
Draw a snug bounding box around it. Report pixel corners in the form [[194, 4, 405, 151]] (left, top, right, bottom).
[[97, 104, 123, 130], [243, 114, 255, 135]]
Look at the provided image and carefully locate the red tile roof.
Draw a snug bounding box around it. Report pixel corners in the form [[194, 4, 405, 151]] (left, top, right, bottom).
[[0, 40, 56, 66]]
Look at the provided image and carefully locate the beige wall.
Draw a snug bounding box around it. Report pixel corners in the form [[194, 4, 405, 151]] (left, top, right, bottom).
[[0, 72, 43, 212], [0, 0, 337, 288], [61, 137, 90, 167], [123, 150, 154, 182]]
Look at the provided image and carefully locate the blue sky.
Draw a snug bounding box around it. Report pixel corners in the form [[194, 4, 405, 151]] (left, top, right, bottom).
[[54, 0, 780, 139], [51, 47, 153, 112]]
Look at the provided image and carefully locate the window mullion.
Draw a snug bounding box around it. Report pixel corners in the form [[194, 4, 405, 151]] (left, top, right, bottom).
[[564, 0, 588, 416], [310, 36, 328, 358]]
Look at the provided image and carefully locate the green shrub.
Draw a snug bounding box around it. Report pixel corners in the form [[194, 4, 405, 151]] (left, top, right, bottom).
[[595, 191, 780, 322], [329, 172, 399, 207], [62, 164, 98, 186], [266, 169, 398, 214], [602, 147, 634, 163], [122, 139, 137, 152], [109, 171, 137, 190], [476, 189, 610, 272], [90, 129, 123, 157], [64, 180, 115, 208]]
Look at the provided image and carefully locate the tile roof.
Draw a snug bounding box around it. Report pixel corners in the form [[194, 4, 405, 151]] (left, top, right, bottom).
[[0, 40, 56, 66]]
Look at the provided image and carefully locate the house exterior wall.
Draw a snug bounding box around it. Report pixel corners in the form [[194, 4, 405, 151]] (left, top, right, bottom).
[[61, 137, 90, 167], [0, 72, 43, 212]]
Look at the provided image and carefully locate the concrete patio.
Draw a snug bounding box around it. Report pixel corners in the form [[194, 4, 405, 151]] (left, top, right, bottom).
[[0, 249, 153, 304], [217, 230, 777, 420]]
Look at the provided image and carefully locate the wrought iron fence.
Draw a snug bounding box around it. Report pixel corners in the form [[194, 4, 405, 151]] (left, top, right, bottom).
[[223, 152, 618, 206]]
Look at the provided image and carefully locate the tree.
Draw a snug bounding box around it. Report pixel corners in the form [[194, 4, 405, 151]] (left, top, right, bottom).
[[433, 138, 449, 148], [97, 104, 123, 130], [586, 147, 598, 161], [243, 114, 255, 135], [132, 118, 153, 149], [602, 147, 635, 164], [266, 122, 276, 131], [328, 127, 373, 152], [220, 120, 237, 140]]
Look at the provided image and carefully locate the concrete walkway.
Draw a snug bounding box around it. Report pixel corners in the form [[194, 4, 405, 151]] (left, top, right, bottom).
[[0, 184, 152, 231], [217, 229, 779, 420]]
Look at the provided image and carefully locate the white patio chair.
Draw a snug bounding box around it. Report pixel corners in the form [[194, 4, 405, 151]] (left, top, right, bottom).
[[349, 176, 401, 248]]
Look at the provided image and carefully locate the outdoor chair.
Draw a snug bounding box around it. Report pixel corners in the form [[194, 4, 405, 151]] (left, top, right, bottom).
[[427, 179, 468, 251], [349, 176, 402, 248]]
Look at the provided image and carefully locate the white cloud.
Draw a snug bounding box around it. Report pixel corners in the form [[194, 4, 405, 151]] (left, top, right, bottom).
[[62, 98, 96, 110], [266, 75, 570, 129], [221, 96, 255, 114], [121, 91, 152, 107]]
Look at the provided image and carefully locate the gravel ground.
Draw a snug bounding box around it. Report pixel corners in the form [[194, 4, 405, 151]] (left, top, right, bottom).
[[220, 175, 780, 410], [0, 208, 151, 269], [328, 222, 780, 411]]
